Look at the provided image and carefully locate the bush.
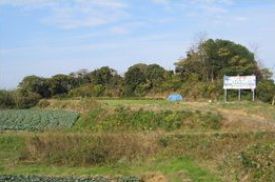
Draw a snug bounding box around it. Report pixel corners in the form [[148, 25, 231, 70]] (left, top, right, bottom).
[[0, 90, 16, 109], [0, 90, 42, 109], [257, 80, 275, 103], [13, 90, 41, 109]]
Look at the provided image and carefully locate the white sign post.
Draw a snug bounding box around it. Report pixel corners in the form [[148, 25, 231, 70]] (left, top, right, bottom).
[[223, 75, 256, 102]]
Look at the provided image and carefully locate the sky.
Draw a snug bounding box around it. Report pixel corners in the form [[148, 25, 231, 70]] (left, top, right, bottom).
[[0, 0, 275, 89]]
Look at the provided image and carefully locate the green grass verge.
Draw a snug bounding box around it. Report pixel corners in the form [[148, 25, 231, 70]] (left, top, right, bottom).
[[0, 157, 220, 182], [0, 135, 219, 181]]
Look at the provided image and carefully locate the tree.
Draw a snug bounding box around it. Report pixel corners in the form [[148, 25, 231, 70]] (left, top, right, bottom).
[[90, 66, 118, 86], [124, 64, 147, 96], [48, 74, 76, 95], [69, 69, 91, 85], [19, 75, 51, 98], [257, 80, 275, 103], [260, 68, 273, 80], [145, 64, 166, 89], [175, 39, 259, 81]]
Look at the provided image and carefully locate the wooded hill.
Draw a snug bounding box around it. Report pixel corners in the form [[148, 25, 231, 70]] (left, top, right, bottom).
[[1, 38, 274, 108]]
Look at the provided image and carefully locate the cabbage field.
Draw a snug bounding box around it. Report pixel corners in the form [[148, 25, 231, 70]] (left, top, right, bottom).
[[0, 110, 79, 131]]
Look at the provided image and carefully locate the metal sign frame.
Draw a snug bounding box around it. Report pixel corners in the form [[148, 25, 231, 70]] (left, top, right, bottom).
[[223, 75, 256, 102]]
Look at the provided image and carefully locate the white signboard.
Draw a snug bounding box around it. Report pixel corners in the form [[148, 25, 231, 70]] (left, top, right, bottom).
[[223, 75, 256, 90]]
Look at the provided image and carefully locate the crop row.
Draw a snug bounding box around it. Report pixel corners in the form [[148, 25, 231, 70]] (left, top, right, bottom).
[[0, 175, 140, 182], [0, 110, 79, 131]]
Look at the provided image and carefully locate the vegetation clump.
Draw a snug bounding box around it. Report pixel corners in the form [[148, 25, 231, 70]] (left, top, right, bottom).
[[77, 106, 222, 131], [21, 133, 158, 165], [235, 143, 275, 181]]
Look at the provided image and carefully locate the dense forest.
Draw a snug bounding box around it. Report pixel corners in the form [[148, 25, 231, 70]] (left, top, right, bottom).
[[1, 38, 274, 108]]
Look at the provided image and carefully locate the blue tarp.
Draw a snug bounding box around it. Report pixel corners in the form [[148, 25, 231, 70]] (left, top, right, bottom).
[[167, 93, 183, 102]]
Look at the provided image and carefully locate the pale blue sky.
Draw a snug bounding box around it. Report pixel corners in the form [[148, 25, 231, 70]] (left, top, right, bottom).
[[0, 0, 275, 89]]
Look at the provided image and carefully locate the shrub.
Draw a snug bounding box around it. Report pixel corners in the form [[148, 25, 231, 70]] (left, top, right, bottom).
[[0, 90, 16, 109], [14, 90, 41, 109], [257, 80, 275, 103]]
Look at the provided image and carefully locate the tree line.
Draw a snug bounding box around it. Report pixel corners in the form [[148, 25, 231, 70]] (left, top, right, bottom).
[[1, 38, 274, 108]]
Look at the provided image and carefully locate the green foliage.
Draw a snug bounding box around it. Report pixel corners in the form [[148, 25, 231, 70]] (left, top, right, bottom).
[[124, 63, 169, 96], [21, 133, 158, 166], [79, 107, 222, 131], [0, 90, 16, 109], [175, 38, 259, 81], [69, 84, 105, 97], [257, 80, 275, 103], [124, 64, 147, 96], [90, 66, 120, 86], [0, 89, 41, 109], [203, 111, 223, 129], [48, 74, 77, 96], [260, 68, 273, 80], [13, 90, 41, 109], [0, 110, 79, 131], [178, 81, 223, 100], [237, 143, 275, 181], [145, 64, 166, 90], [19, 75, 51, 98], [0, 134, 219, 181], [14, 38, 273, 104]]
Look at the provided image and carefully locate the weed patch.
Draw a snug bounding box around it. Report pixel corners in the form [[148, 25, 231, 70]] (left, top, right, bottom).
[[21, 133, 158, 166], [77, 106, 223, 131]]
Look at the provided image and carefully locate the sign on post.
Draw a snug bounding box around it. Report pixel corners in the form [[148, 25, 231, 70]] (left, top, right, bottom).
[[223, 75, 256, 102]]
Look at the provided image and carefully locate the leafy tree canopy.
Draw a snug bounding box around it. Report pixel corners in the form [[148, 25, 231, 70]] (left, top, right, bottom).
[[175, 39, 260, 81]]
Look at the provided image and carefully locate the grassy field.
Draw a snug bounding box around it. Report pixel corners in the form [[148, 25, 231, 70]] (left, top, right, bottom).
[[0, 99, 274, 181]]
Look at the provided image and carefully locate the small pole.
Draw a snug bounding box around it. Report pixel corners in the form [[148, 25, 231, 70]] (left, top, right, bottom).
[[224, 89, 227, 102], [272, 95, 275, 105], [252, 89, 255, 102], [238, 89, 241, 101]]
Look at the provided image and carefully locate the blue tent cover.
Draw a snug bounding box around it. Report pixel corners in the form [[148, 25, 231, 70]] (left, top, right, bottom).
[[167, 93, 183, 102]]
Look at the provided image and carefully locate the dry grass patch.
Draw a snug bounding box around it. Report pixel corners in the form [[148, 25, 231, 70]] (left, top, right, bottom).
[[20, 132, 159, 166]]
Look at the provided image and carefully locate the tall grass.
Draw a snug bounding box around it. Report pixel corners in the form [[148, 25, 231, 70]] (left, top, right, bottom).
[[21, 133, 159, 166], [1, 131, 275, 181]]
